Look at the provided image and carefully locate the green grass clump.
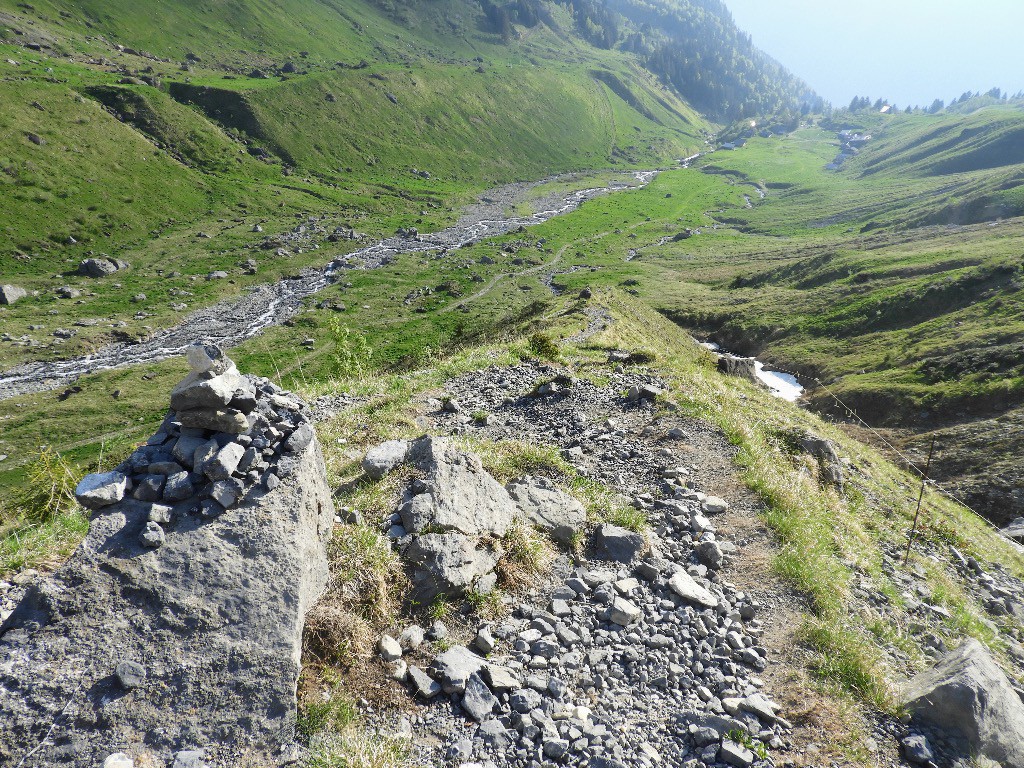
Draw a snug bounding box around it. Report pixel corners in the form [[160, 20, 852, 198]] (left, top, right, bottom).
[[800, 620, 895, 713], [11, 447, 81, 524], [300, 689, 411, 768]]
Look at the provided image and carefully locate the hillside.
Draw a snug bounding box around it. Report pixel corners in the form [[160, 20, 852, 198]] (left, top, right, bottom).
[[1, 3, 1024, 768]]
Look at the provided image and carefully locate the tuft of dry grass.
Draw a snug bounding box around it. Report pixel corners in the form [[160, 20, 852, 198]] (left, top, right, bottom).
[[497, 522, 555, 592], [305, 524, 408, 668]]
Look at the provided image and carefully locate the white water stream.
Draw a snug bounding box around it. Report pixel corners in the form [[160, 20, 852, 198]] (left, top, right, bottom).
[[698, 341, 804, 402], [0, 171, 660, 401]]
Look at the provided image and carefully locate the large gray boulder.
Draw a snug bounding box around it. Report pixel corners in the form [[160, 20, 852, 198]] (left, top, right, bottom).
[[0, 353, 335, 767], [0, 284, 27, 305], [902, 639, 1024, 766], [401, 436, 514, 537], [507, 475, 586, 545], [77, 257, 127, 277]]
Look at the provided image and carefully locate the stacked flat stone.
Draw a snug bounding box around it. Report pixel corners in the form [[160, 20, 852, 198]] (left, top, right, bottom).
[[75, 343, 316, 548]]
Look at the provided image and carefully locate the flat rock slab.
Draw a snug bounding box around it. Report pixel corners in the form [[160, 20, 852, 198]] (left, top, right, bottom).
[[0, 438, 334, 767]]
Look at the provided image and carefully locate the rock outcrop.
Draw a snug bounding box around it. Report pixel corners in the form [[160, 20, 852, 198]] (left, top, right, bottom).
[[902, 639, 1024, 766], [800, 433, 844, 489], [716, 354, 758, 383], [0, 345, 334, 768], [506, 475, 586, 546]]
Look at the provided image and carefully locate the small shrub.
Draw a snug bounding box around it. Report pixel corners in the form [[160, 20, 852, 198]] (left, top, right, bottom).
[[527, 331, 560, 361], [328, 319, 374, 378], [13, 447, 81, 523]]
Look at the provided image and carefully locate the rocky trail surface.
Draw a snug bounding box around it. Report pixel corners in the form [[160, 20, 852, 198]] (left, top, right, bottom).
[[0, 172, 657, 402], [342, 354, 1024, 768], [347, 361, 894, 768]]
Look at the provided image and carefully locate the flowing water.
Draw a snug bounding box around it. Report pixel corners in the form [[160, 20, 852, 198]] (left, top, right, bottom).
[[0, 171, 659, 401]]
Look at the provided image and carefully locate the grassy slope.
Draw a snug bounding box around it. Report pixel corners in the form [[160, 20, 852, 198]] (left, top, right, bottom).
[[0, 0, 707, 372]]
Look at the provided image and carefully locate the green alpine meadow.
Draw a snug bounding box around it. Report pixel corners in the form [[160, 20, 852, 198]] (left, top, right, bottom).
[[0, 2, 1022, 767]]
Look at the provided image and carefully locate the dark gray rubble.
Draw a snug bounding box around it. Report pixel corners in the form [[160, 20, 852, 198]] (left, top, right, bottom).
[[0, 345, 335, 768]]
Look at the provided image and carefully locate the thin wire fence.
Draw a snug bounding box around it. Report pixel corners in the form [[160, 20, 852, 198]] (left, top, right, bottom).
[[737, 351, 1019, 548]]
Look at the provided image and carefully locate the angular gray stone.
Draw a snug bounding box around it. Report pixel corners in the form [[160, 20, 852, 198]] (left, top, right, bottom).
[[405, 532, 502, 603], [148, 504, 173, 525], [696, 540, 724, 570], [77, 257, 121, 278], [0, 284, 27, 305], [720, 739, 755, 767], [429, 645, 487, 694], [901, 735, 933, 765], [482, 664, 522, 691], [204, 443, 245, 482], [398, 624, 425, 651], [608, 597, 641, 625], [172, 436, 206, 468], [133, 474, 163, 502], [172, 750, 207, 768], [378, 635, 402, 662], [284, 424, 314, 455], [462, 672, 498, 721], [170, 368, 246, 413], [702, 496, 729, 514], [401, 437, 514, 537], [477, 717, 511, 748], [177, 407, 248, 435], [509, 687, 543, 713], [903, 639, 1024, 766], [593, 523, 645, 562], [668, 571, 718, 608], [210, 480, 240, 509], [506, 475, 586, 546], [408, 665, 442, 699], [75, 471, 127, 509], [801, 434, 844, 489], [192, 439, 220, 473], [162, 471, 194, 502], [362, 440, 409, 480], [115, 660, 147, 690], [139, 521, 165, 548]]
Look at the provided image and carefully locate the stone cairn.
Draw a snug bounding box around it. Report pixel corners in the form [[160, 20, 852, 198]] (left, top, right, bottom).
[[76, 343, 316, 539]]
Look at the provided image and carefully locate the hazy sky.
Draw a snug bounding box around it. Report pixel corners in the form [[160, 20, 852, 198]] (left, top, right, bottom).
[[725, 0, 1024, 108]]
